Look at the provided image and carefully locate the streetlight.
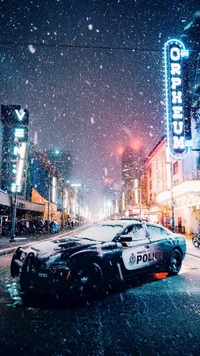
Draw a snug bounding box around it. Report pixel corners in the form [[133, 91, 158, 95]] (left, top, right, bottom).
[[170, 161, 175, 233], [10, 193, 17, 242], [61, 183, 64, 229], [47, 176, 52, 234], [139, 187, 142, 217], [166, 148, 175, 233]]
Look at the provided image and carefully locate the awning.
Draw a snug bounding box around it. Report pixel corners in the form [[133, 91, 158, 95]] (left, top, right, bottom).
[[157, 179, 200, 207], [16, 199, 45, 213]]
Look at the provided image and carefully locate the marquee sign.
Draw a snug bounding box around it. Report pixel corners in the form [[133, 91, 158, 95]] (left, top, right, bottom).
[[164, 39, 191, 159]]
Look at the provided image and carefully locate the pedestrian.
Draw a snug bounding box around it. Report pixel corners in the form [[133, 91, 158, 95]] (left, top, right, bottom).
[[178, 218, 182, 233]]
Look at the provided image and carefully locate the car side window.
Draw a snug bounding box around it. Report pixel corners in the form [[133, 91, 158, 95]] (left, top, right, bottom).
[[147, 225, 167, 237], [128, 224, 146, 239]]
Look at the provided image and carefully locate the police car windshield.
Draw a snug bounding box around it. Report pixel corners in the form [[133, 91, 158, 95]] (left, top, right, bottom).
[[76, 224, 124, 242]]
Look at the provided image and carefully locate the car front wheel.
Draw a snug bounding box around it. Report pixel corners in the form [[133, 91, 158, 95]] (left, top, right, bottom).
[[192, 236, 200, 248], [168, 249, 182, 275], [70, 262, 104, 300]]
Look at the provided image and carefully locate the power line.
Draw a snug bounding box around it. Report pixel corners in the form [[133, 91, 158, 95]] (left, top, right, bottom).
[[0, 40, 163, 52], [1, 40, 199, 56]]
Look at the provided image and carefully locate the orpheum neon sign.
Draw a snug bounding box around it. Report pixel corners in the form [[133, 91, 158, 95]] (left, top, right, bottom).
[[164, 39, 190, 159]]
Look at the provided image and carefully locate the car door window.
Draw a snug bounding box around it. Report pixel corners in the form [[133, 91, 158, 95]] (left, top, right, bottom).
[[126, 224, 146, 240], [147, 225, 169, 237]]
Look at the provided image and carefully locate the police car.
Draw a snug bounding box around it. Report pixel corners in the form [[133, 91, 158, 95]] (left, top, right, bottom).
[[10, 220, 186, 300]]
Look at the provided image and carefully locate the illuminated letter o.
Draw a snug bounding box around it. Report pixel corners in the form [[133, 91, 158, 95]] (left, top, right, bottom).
[[170, 47, 180, 61]]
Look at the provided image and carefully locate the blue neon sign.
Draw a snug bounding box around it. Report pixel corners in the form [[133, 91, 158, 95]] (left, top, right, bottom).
[[164, 39, 191, 159]]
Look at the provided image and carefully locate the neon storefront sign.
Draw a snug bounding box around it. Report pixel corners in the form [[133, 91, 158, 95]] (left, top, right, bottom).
[[164, 39, 190, 159], [10, 131, 27, 193], [1, 105, 29, 193]]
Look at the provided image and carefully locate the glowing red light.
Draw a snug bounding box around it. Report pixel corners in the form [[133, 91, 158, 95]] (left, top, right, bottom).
[[152, 272, 169, 279], [117, 146, 124, 155], [130, 140, 141, 150]]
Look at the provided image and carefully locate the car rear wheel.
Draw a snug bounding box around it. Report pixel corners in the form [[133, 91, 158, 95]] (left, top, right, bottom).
[[70, 262, 104, 300], [168, 249, 182, 275]]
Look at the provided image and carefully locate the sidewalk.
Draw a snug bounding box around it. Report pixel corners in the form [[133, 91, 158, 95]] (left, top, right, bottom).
[[0, 232, 200, 258], [0, 229, 71, 256], [184, 235, 200, 259]]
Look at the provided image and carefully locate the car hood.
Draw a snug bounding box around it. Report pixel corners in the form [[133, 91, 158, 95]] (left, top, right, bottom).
[[24, 236, 117, 261]]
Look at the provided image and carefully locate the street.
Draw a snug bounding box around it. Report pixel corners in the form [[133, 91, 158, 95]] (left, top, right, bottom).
[[0, 250, 200, 356], [0, 3, 200, 356]]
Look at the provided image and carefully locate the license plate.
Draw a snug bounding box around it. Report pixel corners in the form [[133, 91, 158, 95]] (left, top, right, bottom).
[[38, 272, 48, 278]]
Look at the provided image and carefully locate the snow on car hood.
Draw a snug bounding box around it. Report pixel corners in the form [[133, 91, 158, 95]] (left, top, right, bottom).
[[25, 236, 98, 259]]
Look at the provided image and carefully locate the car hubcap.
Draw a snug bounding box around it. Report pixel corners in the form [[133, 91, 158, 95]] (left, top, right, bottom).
[[171, 254, 180, 272]]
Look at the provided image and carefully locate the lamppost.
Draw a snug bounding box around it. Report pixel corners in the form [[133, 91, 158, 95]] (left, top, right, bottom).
[[139, 187, 142, 217], [47, 178, 51, 233], [61, 184, 64, 229], [10, 193, 17, 242], [58, 178, 65, 229], [170, 161, 175, 233]]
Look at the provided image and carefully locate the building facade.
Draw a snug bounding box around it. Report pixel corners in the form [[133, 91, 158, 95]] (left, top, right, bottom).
[[144, 15, 200, 233], [121, 145, 146, 216], [144, 136, 200, 234], [45, 149, 73, 184]]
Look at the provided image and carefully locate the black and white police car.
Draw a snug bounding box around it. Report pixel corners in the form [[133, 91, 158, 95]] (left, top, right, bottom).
[[10, 220, 186, 300]]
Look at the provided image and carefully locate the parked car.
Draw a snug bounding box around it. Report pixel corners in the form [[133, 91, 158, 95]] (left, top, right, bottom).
[[10, 220, 186, 300], [120, 217, 148, 222]]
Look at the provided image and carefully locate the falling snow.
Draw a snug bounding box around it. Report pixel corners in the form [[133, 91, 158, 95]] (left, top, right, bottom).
[[0, 0, 199, 211]]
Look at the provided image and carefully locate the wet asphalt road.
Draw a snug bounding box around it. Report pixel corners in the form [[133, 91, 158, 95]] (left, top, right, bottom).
[[0, 253, 200, 356]]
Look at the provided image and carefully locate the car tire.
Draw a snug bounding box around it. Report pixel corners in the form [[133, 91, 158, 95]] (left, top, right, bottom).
[[70, 262, 104, 300], [168, 249, 182, 275], [192, 236, 200, 248]]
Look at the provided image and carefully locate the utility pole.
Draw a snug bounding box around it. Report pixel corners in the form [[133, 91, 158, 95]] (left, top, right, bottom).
[[10, 193, 17, 242], [170, 161, 175, 233], [61, 184, 64, 229], [139, 187, 142, 217], [47, 181, 51, 233]]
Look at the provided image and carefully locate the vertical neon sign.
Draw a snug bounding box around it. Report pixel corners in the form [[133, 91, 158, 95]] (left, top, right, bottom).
[[1, 105, 29, 193], [164, 39, 191, 159]]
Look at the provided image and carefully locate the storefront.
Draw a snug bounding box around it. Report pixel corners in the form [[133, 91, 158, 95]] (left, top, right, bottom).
[[157, 179, 200, 234]]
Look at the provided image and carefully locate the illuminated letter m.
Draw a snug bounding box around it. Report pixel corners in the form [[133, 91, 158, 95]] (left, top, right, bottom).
[[173, 136, 185, 149]]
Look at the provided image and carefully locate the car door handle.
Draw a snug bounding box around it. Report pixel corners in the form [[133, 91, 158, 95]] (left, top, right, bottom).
[[144, 244, 150, 248]]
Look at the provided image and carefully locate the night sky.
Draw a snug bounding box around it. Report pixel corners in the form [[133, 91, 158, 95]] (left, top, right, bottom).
[[0, 0, 200, 213]]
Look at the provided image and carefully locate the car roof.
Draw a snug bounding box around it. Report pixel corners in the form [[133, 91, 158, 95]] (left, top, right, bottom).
[[98, 219, 143, 227], [120, 217, 148, 221]]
